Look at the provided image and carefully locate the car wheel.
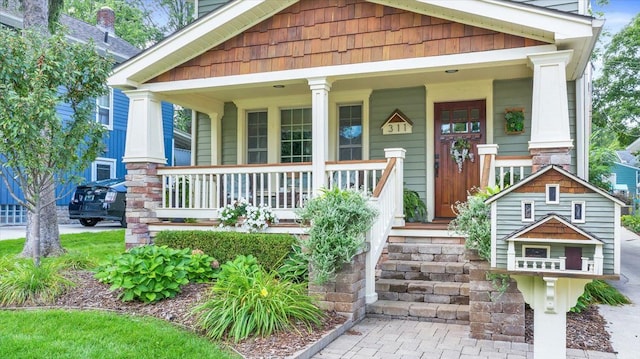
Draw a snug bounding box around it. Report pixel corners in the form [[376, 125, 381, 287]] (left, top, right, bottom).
[[79, 218, 99, 227], [120, 215, 127, 228]]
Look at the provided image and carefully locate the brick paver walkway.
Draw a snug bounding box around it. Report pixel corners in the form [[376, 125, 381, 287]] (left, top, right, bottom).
[[312, 318, 617, 359]]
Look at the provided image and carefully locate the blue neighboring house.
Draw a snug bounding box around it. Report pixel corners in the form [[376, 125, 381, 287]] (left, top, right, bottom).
[[0, 6, 174, 225]]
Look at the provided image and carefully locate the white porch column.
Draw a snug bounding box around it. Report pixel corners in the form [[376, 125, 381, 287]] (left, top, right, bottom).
[[208, 100, 225, 165], [385, 148, 406, 227], [527, 50, 574, 171], [123, 90, 166, 164], [507, 241, 516, 270], [477, 144, 499, 188], [308, 78, 332, 196]]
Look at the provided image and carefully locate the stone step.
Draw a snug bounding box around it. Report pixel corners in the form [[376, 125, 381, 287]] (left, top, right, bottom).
[[375, 279, 469, 304], [366, 300, 469, 324], [388, 235, 466, 245], [387, 243, 467, 262], [379, 260, 470, 282]]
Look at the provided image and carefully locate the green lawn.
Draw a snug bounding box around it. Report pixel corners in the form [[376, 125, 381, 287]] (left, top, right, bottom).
[[0, 230, 239, 359], [0, 310, 239, 359], [0, 230, 125, 264]]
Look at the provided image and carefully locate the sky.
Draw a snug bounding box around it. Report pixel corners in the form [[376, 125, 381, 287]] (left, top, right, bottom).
[[592, 0, 640, 35]]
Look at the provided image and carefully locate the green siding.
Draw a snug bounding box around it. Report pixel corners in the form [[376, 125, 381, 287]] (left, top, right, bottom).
[[494, 192, 617, 274], [369, 87, 426, 200], [195, 112, 211, 165], [197, 0, 231, 18], [493, 79, 577, 174], [222, 102, 238, 165]]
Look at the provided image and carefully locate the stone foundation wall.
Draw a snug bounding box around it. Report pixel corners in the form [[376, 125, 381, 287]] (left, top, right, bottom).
[[124, 162, 162, 249], [467, 250, 525, 342], [308, 250, 367, 322], [530, 147, 572, 172]]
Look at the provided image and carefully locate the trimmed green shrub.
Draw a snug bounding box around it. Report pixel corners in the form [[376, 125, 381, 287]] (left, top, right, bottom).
[[94, 245, 217, 303], [571, 280, 631, 313], [0, 259, 74, 306], [154, 231, 295, 273], [193, 255, 323, 342], [297, 188, 377, 284], [621, 214, 640, 233]]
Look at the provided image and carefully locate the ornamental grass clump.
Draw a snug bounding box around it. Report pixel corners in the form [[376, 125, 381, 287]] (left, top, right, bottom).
[[194, 255, 323, 342], [297, 188, 377, 284], [0, 259, 74, 306]]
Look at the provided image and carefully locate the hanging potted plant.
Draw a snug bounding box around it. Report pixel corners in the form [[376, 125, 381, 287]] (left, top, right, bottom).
[[450, 138, 474, 173], [504, 108, 525, 134]]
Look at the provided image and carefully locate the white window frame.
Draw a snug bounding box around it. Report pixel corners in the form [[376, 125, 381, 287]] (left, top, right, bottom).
[[336, 103, 364, 161], [571, 201, 586, 223], [521, 200, 535, 222], [91, 157, 116, 181], [546, 184, 560, 204], [522, 245, 550, 259], [246, 110, 268, 164], [96, 87, 114, 130]]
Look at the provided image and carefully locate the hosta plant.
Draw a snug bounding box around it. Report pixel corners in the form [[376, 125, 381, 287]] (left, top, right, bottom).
[[94, 245, 218, 303], [194, 255, 323, 342]]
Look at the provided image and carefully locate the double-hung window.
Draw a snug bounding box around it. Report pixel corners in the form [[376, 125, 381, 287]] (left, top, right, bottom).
[[92, 158, 116, 181], [338, 105, 363, 161], [280, 108, 312, 163], [247, 111, 268, 164], [96, 88, 113, 130]]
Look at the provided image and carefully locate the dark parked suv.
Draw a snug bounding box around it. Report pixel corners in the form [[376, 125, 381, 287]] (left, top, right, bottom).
[[68, 178, 127, 227]]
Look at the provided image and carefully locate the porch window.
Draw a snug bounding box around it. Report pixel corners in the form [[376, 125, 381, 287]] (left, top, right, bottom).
[[92, 158, 116, 181], [571, 201, 586, 223], [247, 111, 268, 164], [96, 88, 113, 130], [523, 245, 550, 258], [281, 108, 312, 163], [521, 201, 535, 222], [338, 105, 363, 161]]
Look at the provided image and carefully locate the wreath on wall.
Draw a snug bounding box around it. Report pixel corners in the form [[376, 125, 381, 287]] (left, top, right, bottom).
[[450, 138, 474, 173]]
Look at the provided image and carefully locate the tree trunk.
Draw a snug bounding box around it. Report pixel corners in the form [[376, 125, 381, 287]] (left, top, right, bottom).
[[20, 181, 63, 258], [22, 0, 49, 31]]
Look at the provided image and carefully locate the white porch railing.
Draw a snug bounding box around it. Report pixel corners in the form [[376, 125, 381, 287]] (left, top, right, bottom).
[[157, 158, 392, 220], [515, 257, 566, 271], [477, 144, 532, 190]]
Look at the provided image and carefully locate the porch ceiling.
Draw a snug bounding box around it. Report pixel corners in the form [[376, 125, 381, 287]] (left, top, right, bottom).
[[153, 61, 533, 114]]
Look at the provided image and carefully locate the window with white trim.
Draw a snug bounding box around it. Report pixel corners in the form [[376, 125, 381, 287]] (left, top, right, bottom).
[[546, 184, 560, 204], [96, 88, 113, 130], [571, 201, 586, 223], [280, 108, 312, 163], [247, 111, 268, 164], [522, 245, 550, 259], [338, 104, 363, 161], [521, 201, 535, 222], [92, 158, 116, 181]]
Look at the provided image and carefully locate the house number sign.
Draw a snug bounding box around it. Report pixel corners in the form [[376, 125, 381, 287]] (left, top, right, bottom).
[[381, 109, 413, 135]]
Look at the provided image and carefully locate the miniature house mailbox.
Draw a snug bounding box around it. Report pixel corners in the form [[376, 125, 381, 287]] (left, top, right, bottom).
[[485, 165, 621, 359]]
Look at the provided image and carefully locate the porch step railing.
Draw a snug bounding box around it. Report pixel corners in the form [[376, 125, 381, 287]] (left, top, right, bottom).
[[477, 144, 532, 190]]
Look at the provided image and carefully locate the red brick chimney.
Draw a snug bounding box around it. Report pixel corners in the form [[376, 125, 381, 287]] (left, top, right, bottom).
[[96, 6, 115, 37]]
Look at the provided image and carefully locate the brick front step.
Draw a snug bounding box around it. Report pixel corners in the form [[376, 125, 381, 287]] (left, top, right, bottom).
[[366, 300, 469, 324], [386, 243, 467, 262], [388, 235, 466, 245], [380, 260, 470, 282], [375, 279, 469, 304]]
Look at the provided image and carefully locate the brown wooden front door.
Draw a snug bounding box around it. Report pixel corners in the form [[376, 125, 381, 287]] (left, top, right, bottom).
[[434, 100, 486, 218], [565, 247, 583, 270]]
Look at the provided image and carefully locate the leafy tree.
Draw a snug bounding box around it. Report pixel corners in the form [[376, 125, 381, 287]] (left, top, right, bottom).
[[593, 14, 640, 146], [63, 0, 162, 48], [589, 127, 618, 191], [1, 0, 63, 32], [0, 28, 112, 263], [140, 0, 194, 34]]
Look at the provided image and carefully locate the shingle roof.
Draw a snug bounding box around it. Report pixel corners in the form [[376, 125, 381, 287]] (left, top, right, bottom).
[[0, 6, 140, 63]]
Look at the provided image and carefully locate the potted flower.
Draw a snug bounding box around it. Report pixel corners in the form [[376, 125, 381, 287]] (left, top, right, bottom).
[[504, 108, 525, 134], [244, 204, 277, 232], [219, 198, 249, 226]]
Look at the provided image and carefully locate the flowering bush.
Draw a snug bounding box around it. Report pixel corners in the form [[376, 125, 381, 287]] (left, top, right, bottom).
[[244, 204, 277, 232], [219, 198, 249, 226]]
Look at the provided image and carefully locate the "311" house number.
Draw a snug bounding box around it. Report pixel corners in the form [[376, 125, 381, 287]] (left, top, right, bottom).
[[382, 122, 412, 135]]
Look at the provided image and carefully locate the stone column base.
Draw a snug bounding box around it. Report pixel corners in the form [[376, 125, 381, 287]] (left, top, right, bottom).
[[530, 147, 572, 172], [124, 162, 162, 249]]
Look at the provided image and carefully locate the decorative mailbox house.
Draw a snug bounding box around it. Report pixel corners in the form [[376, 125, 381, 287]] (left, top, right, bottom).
[[484, 164, 622, 358], [485, 164, 622, 277]]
